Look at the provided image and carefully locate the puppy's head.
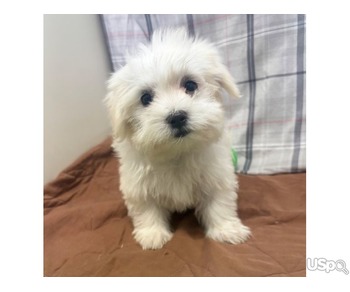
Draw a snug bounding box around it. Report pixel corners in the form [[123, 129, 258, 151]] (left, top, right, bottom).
[[105, 28, 240, 156]]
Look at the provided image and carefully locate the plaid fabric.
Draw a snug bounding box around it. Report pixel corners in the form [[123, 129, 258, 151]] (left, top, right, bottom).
[[101, 14, 306, 174]]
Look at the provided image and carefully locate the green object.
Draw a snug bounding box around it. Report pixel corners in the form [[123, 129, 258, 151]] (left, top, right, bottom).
[[231, 148, 238, 169]]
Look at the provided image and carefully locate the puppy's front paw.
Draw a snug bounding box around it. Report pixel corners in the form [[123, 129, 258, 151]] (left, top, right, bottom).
[[133, 227, 173, 250], [206, 221, 251, 245]]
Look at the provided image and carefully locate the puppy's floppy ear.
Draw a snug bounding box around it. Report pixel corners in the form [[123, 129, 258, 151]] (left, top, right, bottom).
[[104, 74, 129, 141], [216, 63, 241, 98]]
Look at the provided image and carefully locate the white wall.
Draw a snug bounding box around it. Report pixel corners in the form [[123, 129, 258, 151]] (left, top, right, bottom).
[[44, 14, 111, 184]]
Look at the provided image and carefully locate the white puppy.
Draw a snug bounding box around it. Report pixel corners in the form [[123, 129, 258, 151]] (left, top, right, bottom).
[[105, 28, 251, 250]]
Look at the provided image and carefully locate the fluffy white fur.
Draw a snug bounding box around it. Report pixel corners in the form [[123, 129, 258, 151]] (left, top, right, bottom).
[[105, 28, 251, 249]]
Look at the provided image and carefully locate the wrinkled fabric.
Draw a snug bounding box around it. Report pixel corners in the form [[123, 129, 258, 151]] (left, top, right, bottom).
[[44, 137, 306, 276]]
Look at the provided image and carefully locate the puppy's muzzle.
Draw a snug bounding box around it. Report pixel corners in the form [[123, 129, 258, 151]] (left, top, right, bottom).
[[166, 110, 190, 138]]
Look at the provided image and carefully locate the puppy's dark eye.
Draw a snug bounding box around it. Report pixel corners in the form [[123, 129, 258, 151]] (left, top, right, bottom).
[[184, 80, 198, 94], [140, 92, 153, 106]]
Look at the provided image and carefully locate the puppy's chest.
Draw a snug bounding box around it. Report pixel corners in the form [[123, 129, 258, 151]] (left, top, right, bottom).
[[144, 163, 201, 211]]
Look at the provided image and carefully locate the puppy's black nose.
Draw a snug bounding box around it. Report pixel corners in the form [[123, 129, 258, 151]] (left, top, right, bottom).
[[166, 110, 188, 130]]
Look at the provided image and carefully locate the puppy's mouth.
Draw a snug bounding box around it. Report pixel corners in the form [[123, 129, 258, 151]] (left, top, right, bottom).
[[173, 128, 190, 138]]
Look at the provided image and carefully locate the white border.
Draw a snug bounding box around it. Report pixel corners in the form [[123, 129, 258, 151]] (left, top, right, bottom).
[[2, 0, 350, 290]]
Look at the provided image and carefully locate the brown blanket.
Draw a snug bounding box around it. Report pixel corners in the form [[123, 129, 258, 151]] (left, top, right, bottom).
[[44, 138, 306, 276]]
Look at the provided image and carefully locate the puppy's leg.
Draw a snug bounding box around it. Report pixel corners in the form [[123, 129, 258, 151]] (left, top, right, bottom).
[[196, 191, 251, 244], [126, 199, 173, 250]]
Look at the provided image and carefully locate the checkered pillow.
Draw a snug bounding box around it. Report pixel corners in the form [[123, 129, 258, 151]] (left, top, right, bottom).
[[101, 14, 306, 174]]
